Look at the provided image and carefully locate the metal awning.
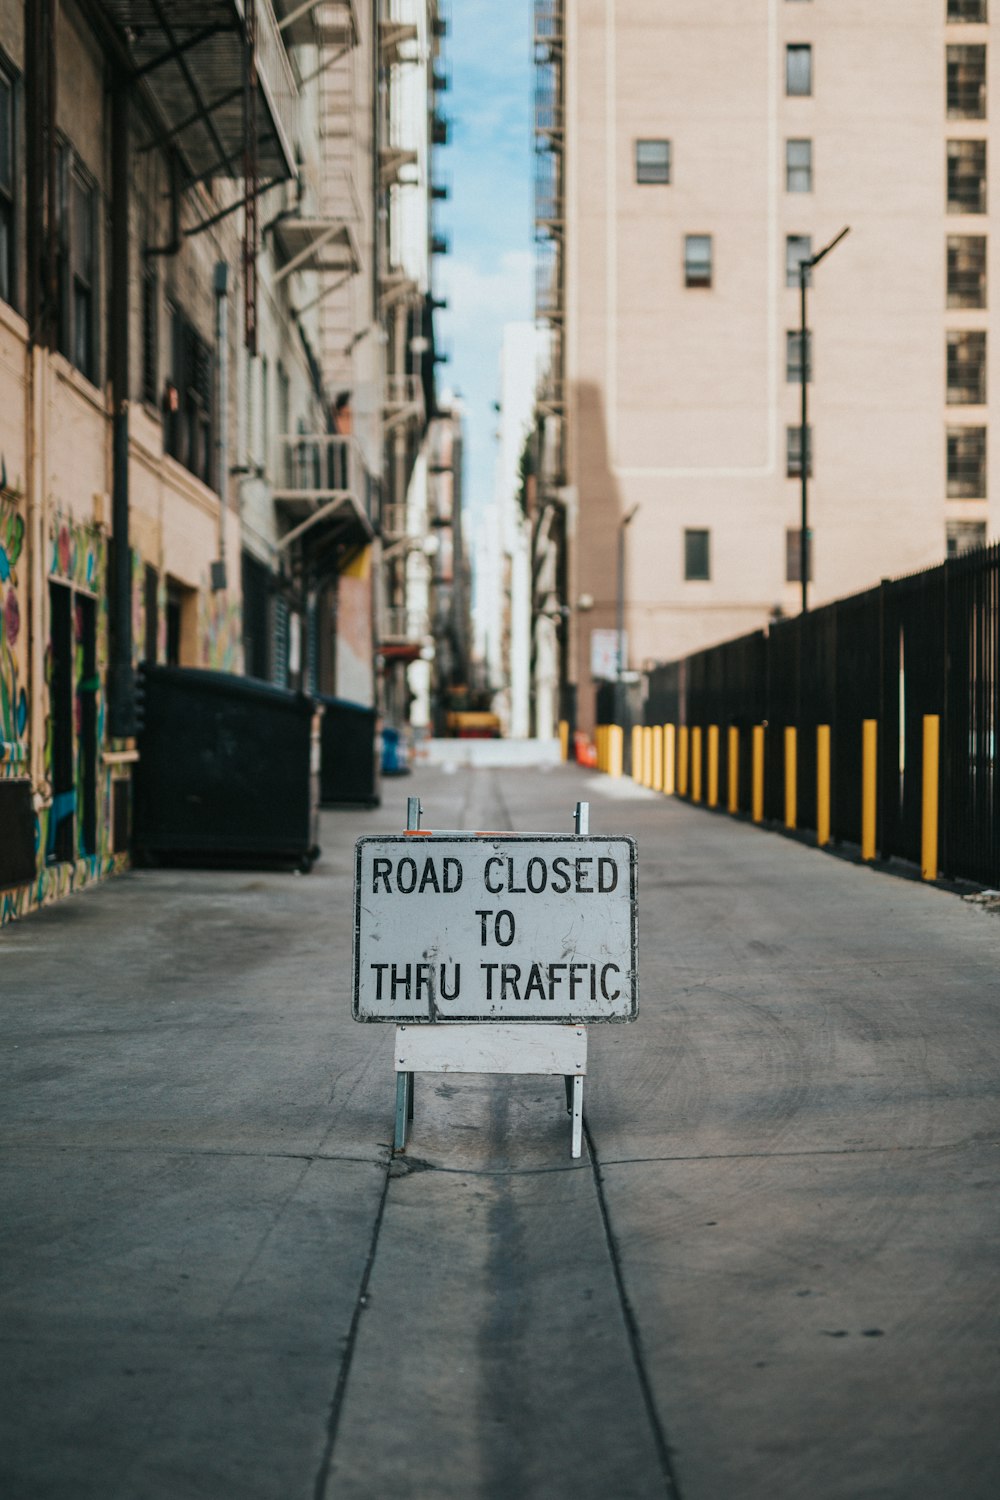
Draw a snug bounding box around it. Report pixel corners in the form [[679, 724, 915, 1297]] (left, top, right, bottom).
[[95, 0, 297, 182], [271, 218, 359, 281]]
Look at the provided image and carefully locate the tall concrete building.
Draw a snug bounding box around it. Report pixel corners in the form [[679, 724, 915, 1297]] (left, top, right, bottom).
[[534, 0, 998, 733]]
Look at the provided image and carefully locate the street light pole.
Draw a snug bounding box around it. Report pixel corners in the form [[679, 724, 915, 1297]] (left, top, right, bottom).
[[799, 225, 850, 614], [616, 503, 639, 723]]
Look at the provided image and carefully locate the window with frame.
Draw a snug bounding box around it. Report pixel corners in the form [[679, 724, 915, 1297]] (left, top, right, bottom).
[[684, 234, 713, 288], [786, 138, 812, 192], [786, 425, 813, 477], [947, 330, 987, 403], [166, 306, 214, 488], [947, 44, 986, 118], [0, 59, 14, 309], [946, 519, 987, 557], [141, 258, 158, 405], [786, 329, 812, 383], [786, 45, 812, 96], [946, 425, 986, 496], [635, 139, 670, 184], [947, 234, 987, 306], [947, 139, 987, 213], [947, 1, 987, 23], [786, 234, 812, 287], [785, 528, 813, 584], [56, 147, 99, 383], [684, 529, 710, 581]]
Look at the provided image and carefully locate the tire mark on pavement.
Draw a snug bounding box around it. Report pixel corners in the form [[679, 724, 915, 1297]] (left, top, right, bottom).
[[584, 1117, 681, 1498], [312, 1160, 392, 1500]]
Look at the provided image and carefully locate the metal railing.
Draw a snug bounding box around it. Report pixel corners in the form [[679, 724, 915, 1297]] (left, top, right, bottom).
[[245, 0, 300, 176], [637, 543, 1000, 888], [384, 373, 424, 410], [271, 434, 364, 503], [379, 605, 430, 642], [381, 502, 411, 537]]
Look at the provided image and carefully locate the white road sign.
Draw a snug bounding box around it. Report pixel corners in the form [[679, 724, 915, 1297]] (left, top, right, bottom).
[[353, 834, 638, 1024]]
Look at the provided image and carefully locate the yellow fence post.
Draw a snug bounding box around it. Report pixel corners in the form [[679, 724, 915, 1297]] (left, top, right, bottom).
[[611, 725, 625, 777], [816, 725, 831, 847], [707, 725, 719, 808], [752, 725, 765, 823], [642, 725, 653, 787], [922, 714, 940, 881], [652, 726, 664, 791], [784, 726, 797, 830], [691, 727, 703, 803], [861, 719, 878, 861], [597, 725, 605, 772], [631, 725, 643, 782], [664, 724, 676, 795], [558, 720, 569, 761], [728, 726, 739, 813], [678, 725, 689, 797]]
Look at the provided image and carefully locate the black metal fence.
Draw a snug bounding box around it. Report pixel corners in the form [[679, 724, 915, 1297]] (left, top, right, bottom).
[[638, 544, 1000, 888]]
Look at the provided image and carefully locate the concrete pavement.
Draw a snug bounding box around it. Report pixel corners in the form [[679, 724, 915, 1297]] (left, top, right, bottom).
[[1, 763, 998, 1499]]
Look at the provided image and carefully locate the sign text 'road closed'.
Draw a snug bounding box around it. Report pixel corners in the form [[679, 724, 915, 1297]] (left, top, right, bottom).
[[352, 834, 638, 1023]]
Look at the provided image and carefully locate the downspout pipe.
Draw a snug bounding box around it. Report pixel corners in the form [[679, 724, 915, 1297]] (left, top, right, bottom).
[[212, 261, 229, 591], [109, 68, 133, 737]]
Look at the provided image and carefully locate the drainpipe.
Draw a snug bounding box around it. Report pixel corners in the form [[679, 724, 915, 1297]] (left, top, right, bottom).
[[108, 68, 133, 737], [212, 261, 229, 592]]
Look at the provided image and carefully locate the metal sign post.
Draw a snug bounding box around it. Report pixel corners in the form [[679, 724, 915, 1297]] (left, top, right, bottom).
[[352, 799, 638, 1158]]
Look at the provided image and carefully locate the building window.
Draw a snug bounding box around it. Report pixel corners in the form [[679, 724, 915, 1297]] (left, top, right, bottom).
[[635, 139, 670, 184], [56, 148, 99, 383], [786, 329, 812, 383], [787, 425, 812, 477], [946, 425, 986, 496], [947, 234, 987, 307], [166, 307, 214, 488], [786, 234, 812, 287], [786, 139, 812, 192], [786, 45, 812, 96], [947, 139, 987, 214], [0, 60, 14, 309], [947, 330, 987, 404], [947, 520, 987, 557], [684, 234, 713, 288], [786, 528, 813, 584], [948, 1, 987, 23], [684, 529, 710, 581], [141, 259, 158, 405], [947, 45, 986, 118]]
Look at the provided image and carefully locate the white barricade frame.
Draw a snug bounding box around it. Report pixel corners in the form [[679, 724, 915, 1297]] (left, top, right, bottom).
[[352, 798, 638, 1158]]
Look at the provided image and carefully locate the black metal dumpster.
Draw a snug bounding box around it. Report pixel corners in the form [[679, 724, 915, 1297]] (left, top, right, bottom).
[[318, 696, 380, 806], [133, 665, 320, 869]]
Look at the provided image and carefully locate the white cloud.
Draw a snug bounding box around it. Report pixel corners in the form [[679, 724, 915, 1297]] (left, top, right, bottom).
[[436, 251, 535, 516]]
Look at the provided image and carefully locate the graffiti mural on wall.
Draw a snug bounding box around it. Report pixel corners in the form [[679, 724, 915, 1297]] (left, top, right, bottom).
[[0, 493, 28, 771], [1, 510, 128, 925], [200, 579, 243, 673]]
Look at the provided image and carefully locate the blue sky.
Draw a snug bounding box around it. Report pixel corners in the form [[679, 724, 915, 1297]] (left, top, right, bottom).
[[434, 2, 533, 521]]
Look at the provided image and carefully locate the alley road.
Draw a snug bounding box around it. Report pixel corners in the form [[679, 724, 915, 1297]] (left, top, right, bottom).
[[1, 763, 999, 1500]]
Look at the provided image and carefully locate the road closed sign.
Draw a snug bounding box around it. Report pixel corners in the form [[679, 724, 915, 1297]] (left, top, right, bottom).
[[352, 834, 638, 1024]]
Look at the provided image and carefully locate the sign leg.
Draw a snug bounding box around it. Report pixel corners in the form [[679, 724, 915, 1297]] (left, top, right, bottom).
[[394, 1071, 409, 1153], [407, 1070, 415, 1120], [570, 1075, 584, 1158]]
